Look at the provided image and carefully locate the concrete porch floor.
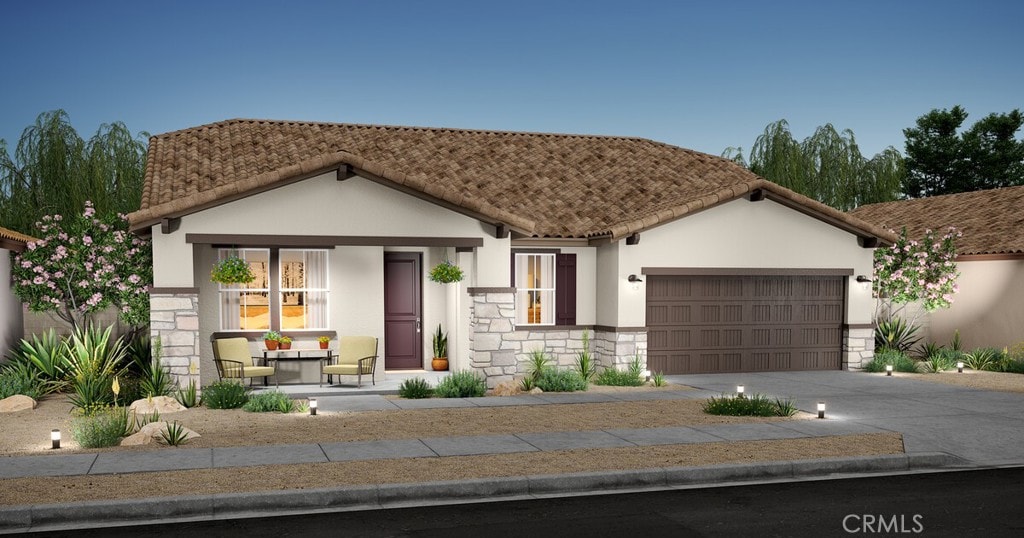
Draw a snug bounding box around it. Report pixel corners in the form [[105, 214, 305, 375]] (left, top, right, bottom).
[[250, 370, 449, 397]]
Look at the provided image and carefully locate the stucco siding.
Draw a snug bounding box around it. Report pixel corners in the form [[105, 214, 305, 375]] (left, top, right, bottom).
[[613, 198, 875, 327], [926, 259, 1024, 349], [1, 251, 23, 358]]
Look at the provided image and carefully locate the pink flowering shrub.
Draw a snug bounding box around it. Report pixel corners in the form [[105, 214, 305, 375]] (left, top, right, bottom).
[[874, 227, 960, 312], [12, 201, 152, 328]]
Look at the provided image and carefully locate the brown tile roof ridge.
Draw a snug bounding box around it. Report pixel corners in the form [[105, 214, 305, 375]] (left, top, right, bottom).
[[154, 117, 656, 143], [850, 186, 1024, 255], [0, 225, 36, 244], [131, 148, 539, 234]]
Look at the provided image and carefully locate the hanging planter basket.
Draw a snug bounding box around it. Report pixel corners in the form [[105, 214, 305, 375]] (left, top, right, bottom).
[[428, 260, 464, 284], [211, 254, 255, 285]]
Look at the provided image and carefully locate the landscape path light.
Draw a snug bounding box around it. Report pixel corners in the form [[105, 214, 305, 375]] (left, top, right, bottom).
[[817, 401, 826, 419], [957, 361, 964, 373], [51, 429, 60, 449], [886, 364, 893, 376], [736, 385, 745, 398], [309, 398, 318, 416]]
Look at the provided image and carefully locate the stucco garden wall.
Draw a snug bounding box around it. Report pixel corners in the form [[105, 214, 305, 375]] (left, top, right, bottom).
[[923, 259, 1024, 350]]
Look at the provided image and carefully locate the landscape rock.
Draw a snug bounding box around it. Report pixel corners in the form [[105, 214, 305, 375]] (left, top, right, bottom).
[[130, 396, 186, 414], [528, 387, 544, 394], [0, 395, 37, 412], [491, 380, 522, 397], [120, 421, 201, 446]]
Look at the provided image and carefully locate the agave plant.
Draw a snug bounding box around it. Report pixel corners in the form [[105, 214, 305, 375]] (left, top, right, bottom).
[[10, 329, 68, 384], [65, 324, 129, 413], [874, 317, 922, 353]]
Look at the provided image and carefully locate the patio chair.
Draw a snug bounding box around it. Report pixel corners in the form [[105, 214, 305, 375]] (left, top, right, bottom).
[[213, 337, 277, 387], [321, 336, 378, 387]]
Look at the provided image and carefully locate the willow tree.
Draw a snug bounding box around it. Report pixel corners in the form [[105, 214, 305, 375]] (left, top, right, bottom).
[[0, 110, 148, 233], [724, 120, 904, 211]]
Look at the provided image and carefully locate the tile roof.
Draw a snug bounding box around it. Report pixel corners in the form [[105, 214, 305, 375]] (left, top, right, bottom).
[[849, 186, 1024, 255], [0, 225, 36, 252], [130, 119, 893, 242]]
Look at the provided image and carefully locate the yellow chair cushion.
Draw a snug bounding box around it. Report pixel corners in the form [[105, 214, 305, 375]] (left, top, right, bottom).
[[214, 338, 256, 367], [337, 336, 377, 366], [322, 364, 362, 375], [222, 366, 275, 378]]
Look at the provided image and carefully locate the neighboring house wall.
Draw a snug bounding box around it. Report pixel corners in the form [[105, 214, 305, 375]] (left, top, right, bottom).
[[1, 251, 23, 359], [925, 259, 1024, 350]]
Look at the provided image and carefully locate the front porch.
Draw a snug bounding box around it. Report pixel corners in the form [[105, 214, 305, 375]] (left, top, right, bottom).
[[249, 370, 449, 398]]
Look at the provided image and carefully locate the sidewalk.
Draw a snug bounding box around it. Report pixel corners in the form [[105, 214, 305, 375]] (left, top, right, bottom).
[[4, 371, 1019, 533]]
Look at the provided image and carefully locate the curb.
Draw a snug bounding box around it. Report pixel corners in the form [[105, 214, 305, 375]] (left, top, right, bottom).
[[0, 452, 964, 533]]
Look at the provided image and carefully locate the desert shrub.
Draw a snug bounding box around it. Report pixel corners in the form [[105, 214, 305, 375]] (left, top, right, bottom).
[[115, 375, 146, 404], [918, 348, 960, 373], [862, 349, 917, 373], [703, 394, 795, 417], [875, 317, 921, 353], [652, 371, 667, 387], [398, 377, 433, 399], [65, 324, 129, 413], [175, 379, 201, 408], [141, 363, 175, 398], [161, 421, 191, 446], [573, 331, 597, 382], [243, 391, 294, 413], [72, 407, 131, 448], [8, 329, 68, 386], [525, 349, 553, 383], [0, 364, 46, 400], [535, 369, 587, 392], [203, 380, 250, 409], [124, 332, 153, 378], [963, 348, 1002, 371], [594, 367, 644, 387], [435, 370, 487, 398]]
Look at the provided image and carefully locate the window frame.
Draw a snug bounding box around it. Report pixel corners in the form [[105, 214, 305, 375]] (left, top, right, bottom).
[[514, 252, 557, 326], [217, 247, 330, 332], [511, 250, 577, 327]]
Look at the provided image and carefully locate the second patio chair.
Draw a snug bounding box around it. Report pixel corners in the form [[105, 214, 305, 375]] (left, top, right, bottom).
[[213, 337, 277, 387], [321, 336, 378, 387]]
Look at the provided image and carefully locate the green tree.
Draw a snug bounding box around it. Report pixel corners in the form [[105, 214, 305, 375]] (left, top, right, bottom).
[[0, 110, 148, 233], [903, 106, 1024, 197], [725, 120, 904, 211]]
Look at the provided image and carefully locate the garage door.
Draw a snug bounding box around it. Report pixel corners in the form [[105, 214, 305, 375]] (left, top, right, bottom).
[[646, 274, 845, 374]]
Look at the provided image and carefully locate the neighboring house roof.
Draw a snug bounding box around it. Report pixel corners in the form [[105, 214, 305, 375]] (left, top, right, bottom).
[[129, 118, 894, 243], [0, 226, 36, 253], [850, 186, 1024, 256]]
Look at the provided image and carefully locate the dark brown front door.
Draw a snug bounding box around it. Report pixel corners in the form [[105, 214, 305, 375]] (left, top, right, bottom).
[[384, 253, 422, 370], [646, 274, 845, 375]]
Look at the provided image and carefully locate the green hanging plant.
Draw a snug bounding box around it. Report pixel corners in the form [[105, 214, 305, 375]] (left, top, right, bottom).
[[428, 259, 464, 284], [211, 254, 255, 285]]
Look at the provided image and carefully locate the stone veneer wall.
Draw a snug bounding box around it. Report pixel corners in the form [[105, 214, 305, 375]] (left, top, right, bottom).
[[469, 289, 648, 387], [843, 326, 875, 370], [150, 291, 200, 388]]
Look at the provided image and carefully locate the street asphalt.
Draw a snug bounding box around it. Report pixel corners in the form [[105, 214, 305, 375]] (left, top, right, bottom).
[[1, 370, 1021, 534]]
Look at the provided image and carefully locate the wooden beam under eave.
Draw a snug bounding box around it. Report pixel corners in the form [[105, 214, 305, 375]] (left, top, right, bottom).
[[748, 189, 765, 202], [337, 164, 356, 181], [161, 217, 181, 234]]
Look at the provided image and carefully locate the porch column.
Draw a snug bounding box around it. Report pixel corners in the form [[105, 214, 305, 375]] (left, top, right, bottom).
[[843, 324, 875, 370], [468, 287, 516, 388], [150, 288, 200, 388]]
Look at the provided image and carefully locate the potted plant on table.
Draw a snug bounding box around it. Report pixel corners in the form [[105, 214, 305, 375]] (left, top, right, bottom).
[[263, 330, 281, 350], [278, 336, 293, 350], [317, 336, 331, 349], [431, 325, 449, 371]]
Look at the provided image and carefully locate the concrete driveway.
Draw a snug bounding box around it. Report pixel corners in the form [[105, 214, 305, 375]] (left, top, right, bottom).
[[668, 371, 1024, 467]]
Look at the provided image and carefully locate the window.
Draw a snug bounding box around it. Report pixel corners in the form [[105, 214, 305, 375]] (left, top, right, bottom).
[[219, 248, 329, 331], [513, 252, 576, 326]]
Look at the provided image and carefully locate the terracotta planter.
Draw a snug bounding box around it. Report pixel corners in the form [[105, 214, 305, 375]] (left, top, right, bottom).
[[432, 357, 449, 371], [319, 341, 329, 349], [265, 340, 279, 350], [279, 342, 292, 350]]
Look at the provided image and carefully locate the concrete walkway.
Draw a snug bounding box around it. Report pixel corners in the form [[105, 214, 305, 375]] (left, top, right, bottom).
[[2, 371, 1021, 532]]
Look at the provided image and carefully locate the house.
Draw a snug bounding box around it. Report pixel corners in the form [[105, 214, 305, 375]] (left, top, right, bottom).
[[128, 119, 894, 387], [1, 226, 35, 358], [851, 186, 1024, 350]]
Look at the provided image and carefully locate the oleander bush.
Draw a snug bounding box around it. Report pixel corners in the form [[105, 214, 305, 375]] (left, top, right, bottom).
[[203, 380, 250, 409], [398, 377, 433, 399], [435, 370, 487, 398]]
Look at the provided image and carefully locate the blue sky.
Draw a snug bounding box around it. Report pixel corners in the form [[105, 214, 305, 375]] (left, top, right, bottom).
[[1, 0, 1020, 159]]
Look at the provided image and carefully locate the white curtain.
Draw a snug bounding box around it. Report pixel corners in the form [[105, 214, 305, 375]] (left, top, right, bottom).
[[305, 250, 328, 329]]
